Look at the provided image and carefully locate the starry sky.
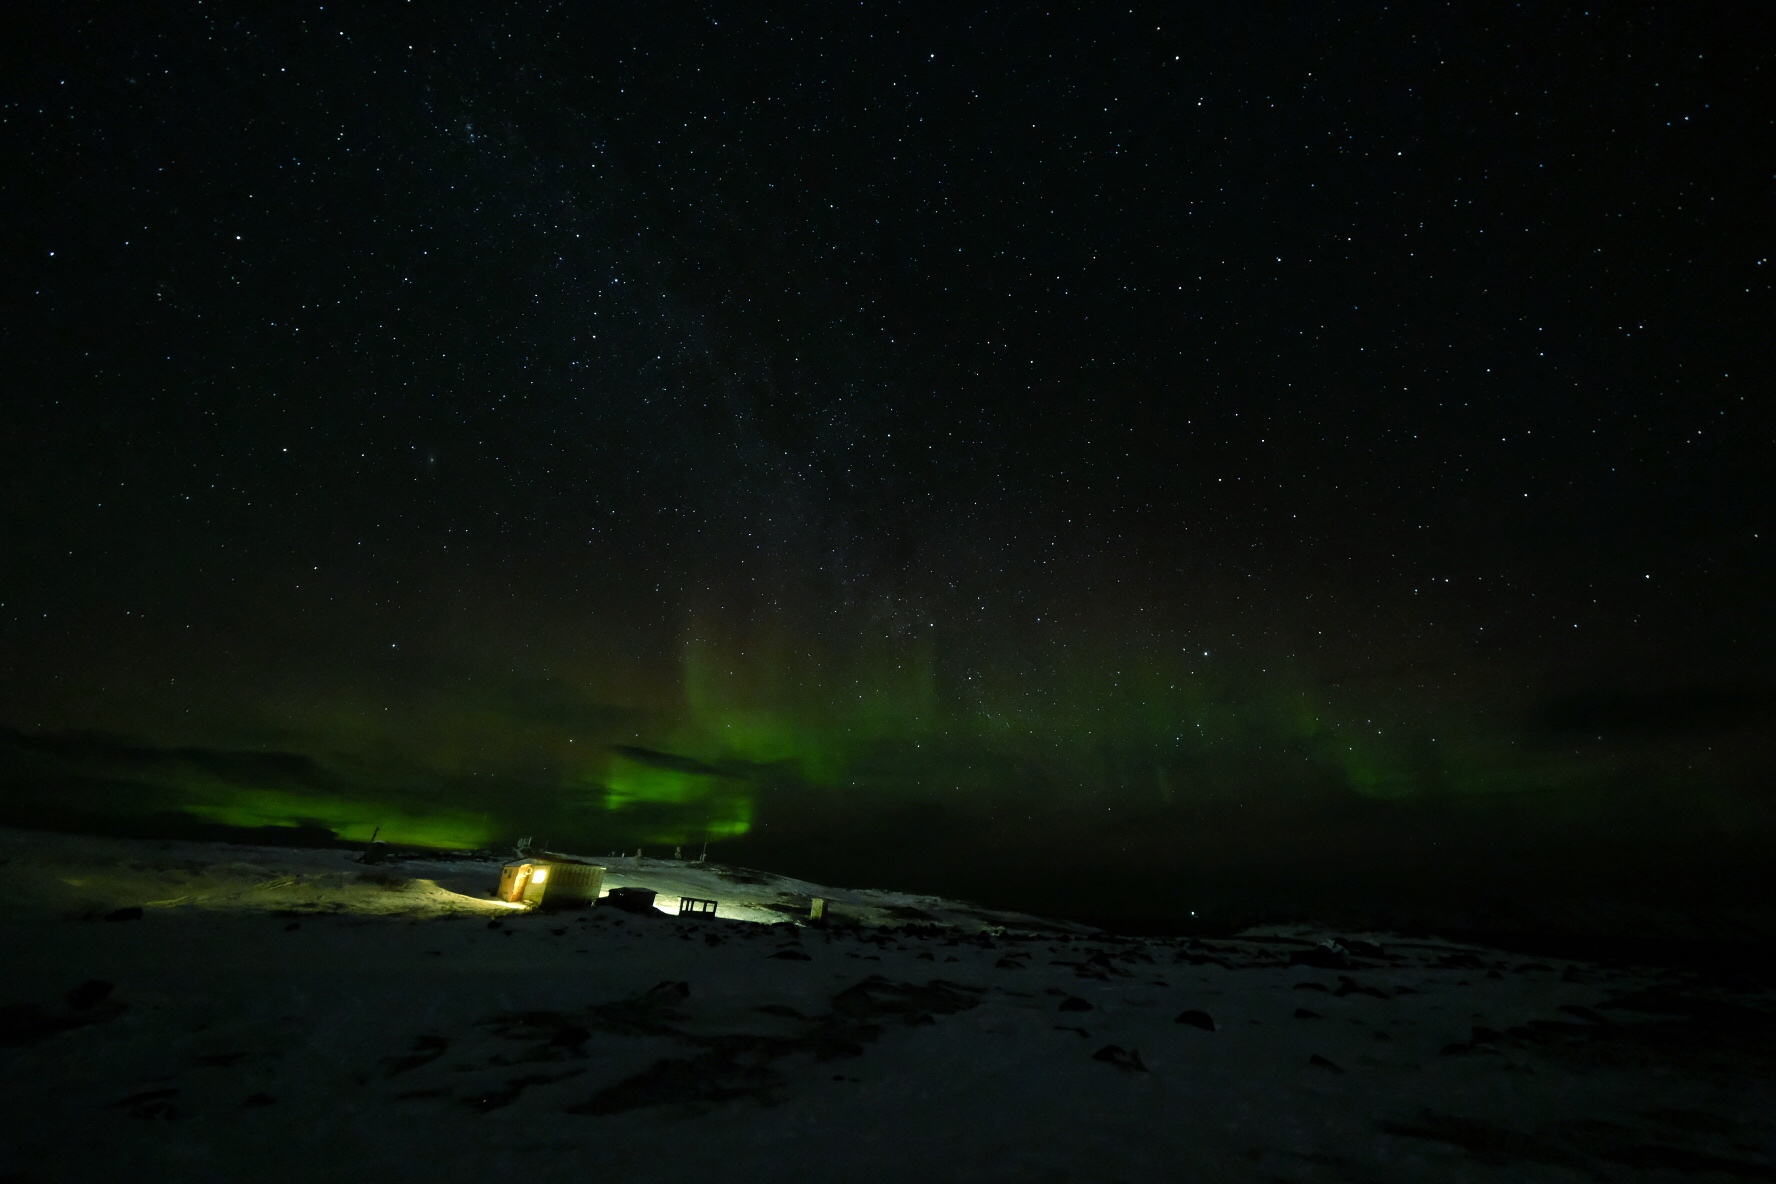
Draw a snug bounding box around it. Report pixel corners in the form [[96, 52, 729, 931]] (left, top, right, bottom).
[[2, 2, 1771, 931]]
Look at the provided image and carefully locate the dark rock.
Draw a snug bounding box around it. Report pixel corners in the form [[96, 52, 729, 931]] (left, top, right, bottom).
[[1092, 1044, 1148, 1072], [1293, 981, 1329, 992], [0, 1004, 66, 1048], [1308, 1054, 1344, 1073], [1174, 1009, 1216, 1031], [466, 1070, 584, 1112], [1058, 996, 1094, 1012], [1077, 951, 1131, 979], [64, 980, 114, 1011], [809, 1025, 879, 1060], [770, 949, 813, 961], [555, 976, 981, 1117], [1294, 1008, 1323, 1020], [1334, 977, 1389, 999], [1380, 1110, 1587, 1169], [381, 1032, 450, 1076], [831, 977, 982, 1023], [550, 982, 692, 1040], [104, 907, 143, 922], [1439, 1028, 1511, 1057], [568, 1052, 775, 1115], [1641, 1107, 1741, 1136], [2, 991, 125, 1047], [1289, 948, 1350, 970], [1381, 1108, 1776, 1180], [194, 1051, 249, 1067], [242, 1092, 276, 1107], [113, 1087, 179, 1119], [113, 1088, 179, 1109], [548, 1025, 591, 1049]]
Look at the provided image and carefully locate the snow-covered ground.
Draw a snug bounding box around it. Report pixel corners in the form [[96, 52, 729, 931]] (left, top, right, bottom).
[[3, 827, 1773, 1183]]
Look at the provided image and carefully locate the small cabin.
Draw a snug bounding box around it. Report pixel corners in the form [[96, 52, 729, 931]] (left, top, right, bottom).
[[497, 859, 605, 909], [602, 885, 658, 914]]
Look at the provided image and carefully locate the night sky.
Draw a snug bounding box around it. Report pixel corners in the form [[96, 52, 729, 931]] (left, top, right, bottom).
[[3, 2, 1771, 932]]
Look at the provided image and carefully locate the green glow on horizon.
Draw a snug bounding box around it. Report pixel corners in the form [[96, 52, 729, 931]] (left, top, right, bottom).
[[182, 790, 497, 849], [9, 601, 1638, 851]]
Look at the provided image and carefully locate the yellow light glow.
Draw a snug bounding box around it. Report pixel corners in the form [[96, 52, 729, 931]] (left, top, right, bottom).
[[531, 868, 547, 883]]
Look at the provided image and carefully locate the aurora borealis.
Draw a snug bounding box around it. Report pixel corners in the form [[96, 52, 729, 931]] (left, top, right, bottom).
[[2, 2, 1770, 932]]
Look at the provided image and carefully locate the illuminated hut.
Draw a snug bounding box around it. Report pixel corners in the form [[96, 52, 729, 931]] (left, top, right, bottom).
[[497, 859, 605, 908]]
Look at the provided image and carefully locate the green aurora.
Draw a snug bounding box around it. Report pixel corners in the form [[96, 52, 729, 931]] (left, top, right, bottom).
[[0, 604, 1723, 855]]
